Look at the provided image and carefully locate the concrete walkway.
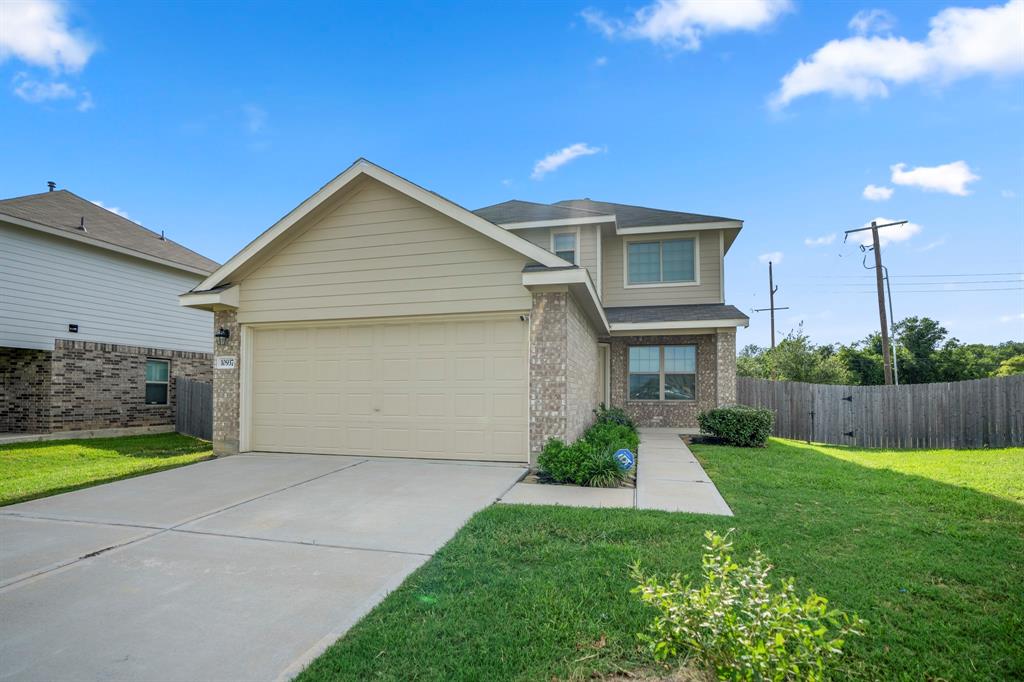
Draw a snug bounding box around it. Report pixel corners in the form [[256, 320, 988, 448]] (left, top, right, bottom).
[[499, 427, 732, 515]]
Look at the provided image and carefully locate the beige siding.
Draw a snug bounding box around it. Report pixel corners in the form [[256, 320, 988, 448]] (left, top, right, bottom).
[[516, 225, 599, 288], [601, 229, 722, 306], [237, 178, 532, 323]]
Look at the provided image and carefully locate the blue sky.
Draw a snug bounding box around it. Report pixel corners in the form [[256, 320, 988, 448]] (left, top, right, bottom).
[[2, 0, 1022, 347]]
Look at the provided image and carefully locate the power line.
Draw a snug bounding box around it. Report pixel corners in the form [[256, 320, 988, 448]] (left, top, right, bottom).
[[832, 286, 1024, 293]]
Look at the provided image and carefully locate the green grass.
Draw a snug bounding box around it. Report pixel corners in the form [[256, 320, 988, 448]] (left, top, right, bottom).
[[298, 439, 1024, 682], [0, 433, 213, 506]]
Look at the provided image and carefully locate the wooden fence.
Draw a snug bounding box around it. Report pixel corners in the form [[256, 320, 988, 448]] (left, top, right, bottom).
[[175, 377, 212, 441], [737, 375, 1024, 449]]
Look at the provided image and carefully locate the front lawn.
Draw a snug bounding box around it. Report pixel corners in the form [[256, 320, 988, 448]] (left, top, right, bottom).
[[299, 439, 1024, 681], [0, 433, 213, 506]]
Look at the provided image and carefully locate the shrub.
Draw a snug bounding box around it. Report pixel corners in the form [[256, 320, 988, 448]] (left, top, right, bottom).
[[583, 421, 640, 453], [697, 405, 774, 447], [632, 530, 866, 682], [593, 402, 636, 430]]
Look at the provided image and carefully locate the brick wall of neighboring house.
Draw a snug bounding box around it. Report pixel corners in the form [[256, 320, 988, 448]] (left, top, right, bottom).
[[603, 333, 719, 429], [0, 347, 53, 433], [565, 292, 601, 443], [528, 289, 602, 459], [48, 340, 212, 433], [211, 309, 240, 455]]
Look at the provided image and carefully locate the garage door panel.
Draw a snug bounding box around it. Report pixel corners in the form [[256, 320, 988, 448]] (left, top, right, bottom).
[[250, 314, 527, 461]]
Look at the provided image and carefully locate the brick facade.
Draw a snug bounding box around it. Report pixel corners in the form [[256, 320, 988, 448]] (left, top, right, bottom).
[[603, 332, 729, 429], [0, 348, 52, 433], [715, 328, 737, 405], [0, 341, 211, 434], [212, 309, 240, 455], [527, 289, 602, 459]]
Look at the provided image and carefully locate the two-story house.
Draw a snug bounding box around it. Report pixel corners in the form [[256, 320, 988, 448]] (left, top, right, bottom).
[[0, 187, 218, 438], [180, 159, 748, 462]]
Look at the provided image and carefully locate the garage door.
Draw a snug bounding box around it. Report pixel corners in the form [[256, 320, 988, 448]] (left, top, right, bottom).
[[248, 314, 528, 461]]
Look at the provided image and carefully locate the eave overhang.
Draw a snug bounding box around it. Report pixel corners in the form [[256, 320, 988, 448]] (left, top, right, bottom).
[[522, 266, 610, 334], [179, 283, 240, 311]]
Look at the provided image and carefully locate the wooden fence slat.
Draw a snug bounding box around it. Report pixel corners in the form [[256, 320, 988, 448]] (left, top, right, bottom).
[[175, 377, 213, 441], [737, 375, 1023, 449]]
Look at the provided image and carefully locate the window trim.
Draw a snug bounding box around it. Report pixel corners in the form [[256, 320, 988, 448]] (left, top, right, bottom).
[[550, 226, 580, 265], [627, 345, 697, 402], [145, 358, 170, 406], [622, 235, 700, 289]]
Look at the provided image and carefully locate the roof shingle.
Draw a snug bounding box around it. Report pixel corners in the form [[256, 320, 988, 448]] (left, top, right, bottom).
[[0, 190, 218, 273], [605, 304, 749, 324]]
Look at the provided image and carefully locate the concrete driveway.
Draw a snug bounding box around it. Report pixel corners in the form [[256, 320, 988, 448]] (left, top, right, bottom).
[[0, 453, 525, 681]]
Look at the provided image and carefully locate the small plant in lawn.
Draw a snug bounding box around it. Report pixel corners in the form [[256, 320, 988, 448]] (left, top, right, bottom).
[[632, 530, 866, 682], [697, 405, 774, 447]]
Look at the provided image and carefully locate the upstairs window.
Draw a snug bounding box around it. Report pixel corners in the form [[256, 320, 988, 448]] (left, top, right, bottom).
[[145, 359, 170, 405], [552, 230, 578, 264], [628, 345, 696, 401], [626, 238, 695, 286]]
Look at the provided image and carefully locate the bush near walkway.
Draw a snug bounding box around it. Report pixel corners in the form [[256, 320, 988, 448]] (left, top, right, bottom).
[[0, 433, 213, 506]]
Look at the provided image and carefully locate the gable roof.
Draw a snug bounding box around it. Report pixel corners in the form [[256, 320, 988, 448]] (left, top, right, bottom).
[[473, 199, 610, 225], [0, 190, 218, 275], [552, 199, 739, 229], [192, 159, 568, 293]]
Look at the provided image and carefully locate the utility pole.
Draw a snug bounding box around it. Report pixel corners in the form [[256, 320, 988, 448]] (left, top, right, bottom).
[[843, 220, 906, 386], [752, 261, 789, 349]]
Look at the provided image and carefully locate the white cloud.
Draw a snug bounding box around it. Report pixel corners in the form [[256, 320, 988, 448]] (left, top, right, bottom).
[[12, 74, 75, 102], [242, 104, 267, 134], [594, 56, 608, 66], [90, 200, 129, 219], [849, 9, 895, 36], [758, 251, 783, 264], [0, 0, 95, 72], [771, 0, 1024, 108], [862, 184, 894, 201], [11, 72, 92, 110], [918, 237, 946, 251], [998, 312, 1024, 323], [890, 160, 979, 195], [804, 233, 836, 247], [583, 0, 792, 51], [531, 143, 604, 180], [1001, 189, 1017, 198], [851, 217, 922, 247]]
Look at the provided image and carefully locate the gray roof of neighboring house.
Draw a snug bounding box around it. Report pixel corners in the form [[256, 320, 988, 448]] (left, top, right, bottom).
[[0, 190, 219, 273], [472, 197, 739, 228], [605, 304, 749, 324], [553, 199, 738, 228], [473, 199, 609, 224]]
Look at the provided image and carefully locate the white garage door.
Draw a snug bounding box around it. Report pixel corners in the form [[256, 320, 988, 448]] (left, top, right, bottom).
[[248, 314, 528, 461]]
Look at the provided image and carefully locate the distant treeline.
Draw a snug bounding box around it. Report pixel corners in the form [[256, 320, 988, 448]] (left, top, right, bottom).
[[738, 316, 1024, 386]]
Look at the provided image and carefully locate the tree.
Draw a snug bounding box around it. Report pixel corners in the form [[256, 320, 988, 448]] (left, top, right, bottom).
[[995, 355, 1024, 376], [739, 327, 852, 384], [892, 317, 947, 384]]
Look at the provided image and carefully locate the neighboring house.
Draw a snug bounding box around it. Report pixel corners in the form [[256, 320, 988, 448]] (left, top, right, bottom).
[[0, 187, 218, 436], [181, 159, 748, 462]]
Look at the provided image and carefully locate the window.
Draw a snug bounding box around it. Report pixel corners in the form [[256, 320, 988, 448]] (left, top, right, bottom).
[[552, 230, 577, 263], [626, 238, 695, 286], [145, 359, 169, 405], [628, 345, 696, 401]]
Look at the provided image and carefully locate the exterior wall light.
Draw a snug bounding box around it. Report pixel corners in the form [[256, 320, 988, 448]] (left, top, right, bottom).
[[214, 328, 231, 343]]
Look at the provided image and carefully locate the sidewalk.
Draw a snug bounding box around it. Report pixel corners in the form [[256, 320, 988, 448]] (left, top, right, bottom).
[[499, 427, 732, 516]]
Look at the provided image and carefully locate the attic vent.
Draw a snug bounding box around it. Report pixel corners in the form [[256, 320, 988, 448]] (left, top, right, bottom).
[[47, 181, 56, 192], [79, 217, 86, 232]]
